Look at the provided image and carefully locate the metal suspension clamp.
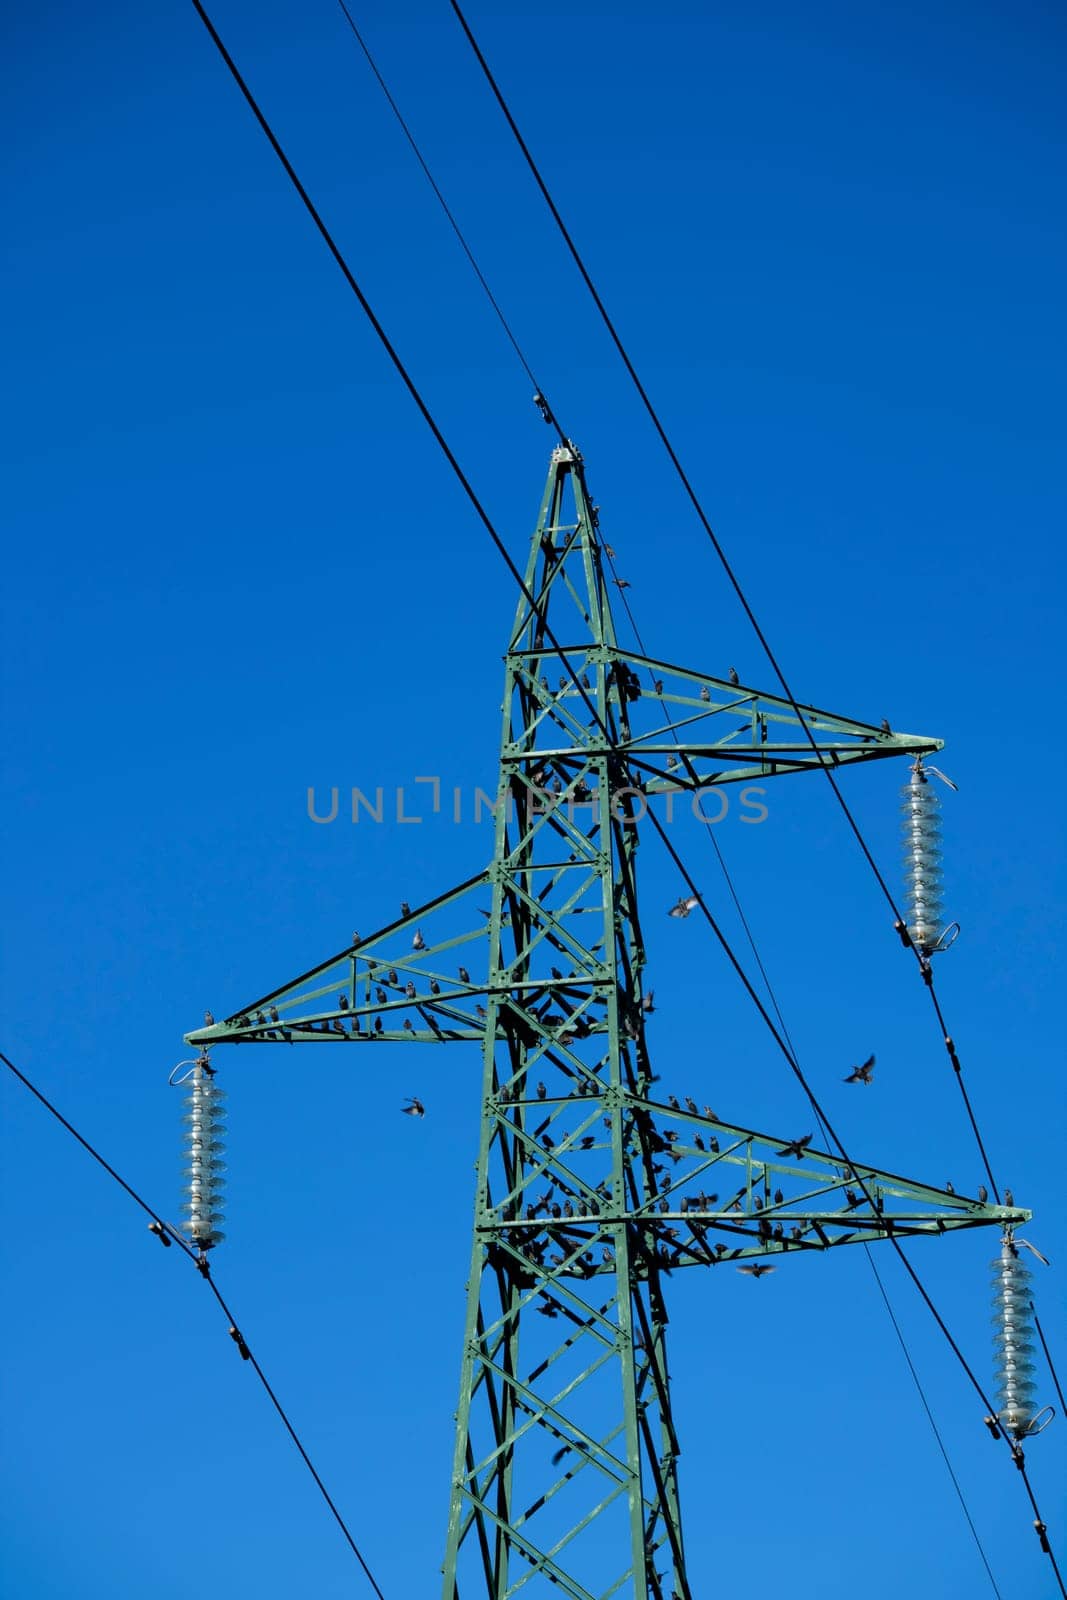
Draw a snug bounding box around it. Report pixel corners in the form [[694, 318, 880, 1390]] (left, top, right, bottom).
[[228, 1325, 251, 1361]]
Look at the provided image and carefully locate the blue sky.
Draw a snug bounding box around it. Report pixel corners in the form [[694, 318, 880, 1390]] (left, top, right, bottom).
[[2, 1, 1065, 1595]]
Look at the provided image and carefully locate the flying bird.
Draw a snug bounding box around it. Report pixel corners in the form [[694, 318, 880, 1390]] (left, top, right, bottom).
[[738, 1263, 776, 1278], [777, 1134, 814, 1159], [843, 1052, 875, 1085], [613, 577, 631, 590], [668, 896, 700, 918], [401, 1096, 425, 1117], [642, 991, 656, 1013]]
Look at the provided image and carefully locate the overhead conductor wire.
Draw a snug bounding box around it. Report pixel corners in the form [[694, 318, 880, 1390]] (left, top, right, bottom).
[[314, 25, 1027, 1586], [182, 6, 1063, 1590], [447, 0, 1001, 1207], [1, 1049, 388, 1600]]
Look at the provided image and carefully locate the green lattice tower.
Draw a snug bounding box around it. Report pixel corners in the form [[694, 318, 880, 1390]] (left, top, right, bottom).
[[187, 445, 1024, 1600]]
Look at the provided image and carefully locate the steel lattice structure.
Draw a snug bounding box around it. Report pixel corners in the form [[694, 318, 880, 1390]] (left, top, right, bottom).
[[187, 446, 1022, 1600]]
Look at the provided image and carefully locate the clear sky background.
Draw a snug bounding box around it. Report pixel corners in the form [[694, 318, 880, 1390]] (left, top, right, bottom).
[[2, 1, 1065, 1596]]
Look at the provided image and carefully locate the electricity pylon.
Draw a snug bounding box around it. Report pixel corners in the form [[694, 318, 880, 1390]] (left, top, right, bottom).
[[187, 445, 1022, 1600]]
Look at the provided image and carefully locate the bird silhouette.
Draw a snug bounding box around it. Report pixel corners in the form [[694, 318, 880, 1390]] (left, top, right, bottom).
[[375, 987, 387, 1005], [429, 978, 440, 995], [642, 990, 656, 1013], [400, 901, 411, 918], [880, 718, 892, 734], [458, 966, 471, 984], [728, 666, 740, 686], [412, 928, 426, 951], [977, 1184, 988, 1203], [613, 577, 631, 590], [668, 896, 700, 918], [402, 1096, 424, 1117], [269, 1006, 279, 1023], [338, 994, 350, 1011], [777, 1134, 813, 1159], [1004, 1188, 1015, 1207], [738, 1263, 776, 1278], [843, 1052, 875, 1085], [204, 1010, 214, 1026]]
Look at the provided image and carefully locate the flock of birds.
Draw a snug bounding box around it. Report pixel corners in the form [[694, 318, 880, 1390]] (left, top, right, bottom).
[[375, 895, 971, 1279], [208, 903, 980, 1286]]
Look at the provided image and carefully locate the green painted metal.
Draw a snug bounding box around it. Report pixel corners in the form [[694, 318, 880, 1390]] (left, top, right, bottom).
[[185, 446, 1018, 1599]]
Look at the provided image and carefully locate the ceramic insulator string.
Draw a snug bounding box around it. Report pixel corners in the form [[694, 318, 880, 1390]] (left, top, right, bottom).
[[901, 762, 944, 954], [991, 1239, 1040, 1439], [182, 1061, 226, 1249]]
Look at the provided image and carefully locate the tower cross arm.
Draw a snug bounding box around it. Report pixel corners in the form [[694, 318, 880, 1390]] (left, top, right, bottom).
[[585, 646, 942, 786]]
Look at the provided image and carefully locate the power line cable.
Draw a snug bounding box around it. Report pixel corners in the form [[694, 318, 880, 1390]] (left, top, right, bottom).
[[605, 576, 1002, 1599], [179, 11, 1061, 1587], [332, 0, 568, 446], [1, 1051, 196, 1259], [2, 1048, 388, 1600], [447, 0, 1002, 1207], [636, 813, 1066, 1594], [866, 1247, 1005, 1599], [186, 0, 604, 744]]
